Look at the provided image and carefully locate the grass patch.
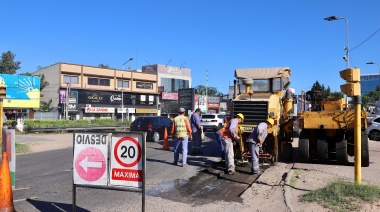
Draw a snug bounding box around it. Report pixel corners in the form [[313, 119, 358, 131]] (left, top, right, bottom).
[[300, 180, 380, 212], [15, 143, 30, 154], [0, 143, 31, 154], [290, 170, 301, 187]]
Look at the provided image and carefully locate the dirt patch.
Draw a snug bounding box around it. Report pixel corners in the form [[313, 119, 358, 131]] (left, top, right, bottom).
[[16, 133, 73, 154]]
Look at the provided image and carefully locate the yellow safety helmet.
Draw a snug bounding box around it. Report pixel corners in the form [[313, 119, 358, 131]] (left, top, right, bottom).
[[266, 118, 274, 126], [236, 113, 244, 121]]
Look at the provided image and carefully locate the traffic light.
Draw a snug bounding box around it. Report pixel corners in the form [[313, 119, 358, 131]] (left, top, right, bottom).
[[339, 68, 361, 97]]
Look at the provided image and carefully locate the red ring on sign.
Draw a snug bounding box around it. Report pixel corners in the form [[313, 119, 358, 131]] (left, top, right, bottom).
[[114, 137, 142, 167]]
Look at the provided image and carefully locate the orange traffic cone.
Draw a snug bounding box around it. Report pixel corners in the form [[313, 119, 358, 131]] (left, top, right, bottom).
[[0, 152, 15, 212], [163, 127, 170, 150]]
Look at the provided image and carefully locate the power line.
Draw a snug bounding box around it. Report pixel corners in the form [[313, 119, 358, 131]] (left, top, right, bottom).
[[349, 27, 380, 53]]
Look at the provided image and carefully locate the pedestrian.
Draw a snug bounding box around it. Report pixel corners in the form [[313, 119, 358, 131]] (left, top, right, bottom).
[[172, 108, 192, 167], [246, 118, 274, 175], [221, 113, 244, 175], [215, 122, 227, 163], [190, 108, 202, 155]]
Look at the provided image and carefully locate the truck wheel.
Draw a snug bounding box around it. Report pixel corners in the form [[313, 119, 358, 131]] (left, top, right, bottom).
[[336, 140, 348, 165], [299, 138, 310, 163], [283, 143, 293, 162], [317, 139, 329, 163], [361, 131, 370, 167], [336, 131, 348, 165]]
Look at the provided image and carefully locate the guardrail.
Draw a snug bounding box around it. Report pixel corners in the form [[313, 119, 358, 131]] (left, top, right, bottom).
[[28, 126, 130, 133]]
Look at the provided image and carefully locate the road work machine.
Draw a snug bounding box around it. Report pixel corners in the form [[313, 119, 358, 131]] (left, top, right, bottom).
[[230, 67, 294, 163], [230, 67, 369, 166], [297, 91, 370, 167]]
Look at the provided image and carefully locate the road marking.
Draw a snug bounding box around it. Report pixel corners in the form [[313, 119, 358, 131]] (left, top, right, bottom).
[[14, 196, 37, 203]]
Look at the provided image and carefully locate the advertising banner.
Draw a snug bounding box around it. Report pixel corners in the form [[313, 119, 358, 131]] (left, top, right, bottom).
[[1, 74, 41, 108]]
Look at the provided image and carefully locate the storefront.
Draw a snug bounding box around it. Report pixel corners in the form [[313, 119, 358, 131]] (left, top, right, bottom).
[[60, 89, 158, 121]]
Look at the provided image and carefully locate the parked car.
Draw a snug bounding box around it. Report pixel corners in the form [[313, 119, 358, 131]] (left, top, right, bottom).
[[130, 116, 173, 142], [201, 114, 226, 131], [366, 115, 380, 141]]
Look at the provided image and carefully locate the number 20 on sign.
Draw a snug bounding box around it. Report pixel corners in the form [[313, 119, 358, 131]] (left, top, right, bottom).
[[110, 136, 143, 187]]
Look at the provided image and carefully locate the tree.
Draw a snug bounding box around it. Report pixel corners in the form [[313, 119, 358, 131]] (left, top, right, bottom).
[[98, 64, 110, 68], [0, 51, 21, 74], [310, 81, 344, 99], [40, 99, 53, 112], [194, 85, 223, 96]]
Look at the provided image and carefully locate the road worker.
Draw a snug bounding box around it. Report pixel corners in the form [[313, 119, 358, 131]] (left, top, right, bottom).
[[222, 113, 244, 175], [172, 108, 192, 167], [190, 108, 202, 155], [246, 118, 274, 174]]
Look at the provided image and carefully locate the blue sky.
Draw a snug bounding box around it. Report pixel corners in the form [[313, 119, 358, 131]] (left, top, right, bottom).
[[1, 0, 380, 95]]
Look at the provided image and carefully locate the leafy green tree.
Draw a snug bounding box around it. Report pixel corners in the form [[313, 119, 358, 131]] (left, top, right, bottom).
[[194, 85, 223, 96], [0, 51, 21, 74], [329, 91, 344, 98], [310, 81, 344, 99], [40, 99, 53, 112]]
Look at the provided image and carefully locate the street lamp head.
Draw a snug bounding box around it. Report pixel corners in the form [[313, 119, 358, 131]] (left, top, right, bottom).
[[324, 16, 340, 21], [366, 62, 375, 65], [129, 57, 134, 61]]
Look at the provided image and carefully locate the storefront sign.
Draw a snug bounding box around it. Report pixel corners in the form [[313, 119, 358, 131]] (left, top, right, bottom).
[[68, 103, 78, 111], [207, 103, 220, 108], [161, 92, 178, 100], [117, 108, 136, 113], [136, 82, 153, 90], [135, 108, 158, 114], [178, 88, 195, 112], [208, 96, 220, 104], [85, 107, 115, 113]]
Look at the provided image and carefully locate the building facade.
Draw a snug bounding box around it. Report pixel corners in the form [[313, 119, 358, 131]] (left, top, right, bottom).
[[361, 74, 380, 96], [142, 64, 191, 117], [34, 63, 158, 121]]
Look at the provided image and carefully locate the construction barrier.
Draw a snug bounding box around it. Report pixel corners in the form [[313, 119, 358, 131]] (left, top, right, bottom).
[[162, 127, 170, 150], [0, 152, 15, 212]]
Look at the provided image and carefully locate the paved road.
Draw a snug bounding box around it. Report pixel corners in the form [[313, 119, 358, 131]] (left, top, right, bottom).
[[12, 131, 260, 211]]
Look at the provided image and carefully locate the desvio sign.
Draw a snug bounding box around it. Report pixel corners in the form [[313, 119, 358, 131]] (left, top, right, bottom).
[[73, 132, 144, 188]]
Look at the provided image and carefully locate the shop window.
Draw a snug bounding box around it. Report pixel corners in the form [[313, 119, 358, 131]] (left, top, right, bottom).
[[88, 78, 110, 86], [117, 79, 129, 88], [63, 75, 79, 84]]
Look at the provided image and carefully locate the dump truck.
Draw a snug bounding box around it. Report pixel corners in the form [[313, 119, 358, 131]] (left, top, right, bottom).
[[230, 67, 294, 163], [230, 67, 370, 167]]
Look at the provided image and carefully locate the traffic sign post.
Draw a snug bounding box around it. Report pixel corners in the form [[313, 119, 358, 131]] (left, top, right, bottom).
[[72, 131, 146, 212], [73, 133, 109, 186], [110, 133, 144, 188]]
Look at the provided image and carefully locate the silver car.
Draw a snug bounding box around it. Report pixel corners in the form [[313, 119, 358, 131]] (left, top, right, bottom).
[[366, 115, 380, 141], [201, 114, 226, 131]]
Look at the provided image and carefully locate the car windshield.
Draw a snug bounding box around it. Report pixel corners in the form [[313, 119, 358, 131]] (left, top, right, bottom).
[[202, 115, 216, 119]]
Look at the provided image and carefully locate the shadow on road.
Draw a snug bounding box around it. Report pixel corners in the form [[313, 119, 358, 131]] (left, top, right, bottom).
[[26, 198, 90, 212]]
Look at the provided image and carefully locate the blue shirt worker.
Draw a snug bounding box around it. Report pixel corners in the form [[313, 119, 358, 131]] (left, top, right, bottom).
[[246, 118, 274, 174], [222, 113, 244, 175], [190, 108, 202, 155], [172, 108, 192, 167]]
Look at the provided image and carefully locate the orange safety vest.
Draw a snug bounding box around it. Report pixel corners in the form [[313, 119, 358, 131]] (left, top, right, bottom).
[[222, 119, 238, 139]]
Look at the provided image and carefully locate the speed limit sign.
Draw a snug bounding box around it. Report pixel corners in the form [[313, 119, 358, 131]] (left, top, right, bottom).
[[110, 134, 143, 187]]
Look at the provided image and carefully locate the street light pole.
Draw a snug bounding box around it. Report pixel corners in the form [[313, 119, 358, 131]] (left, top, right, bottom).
[[121, 58, 134, 122], [324, 16, 349, 69], [366, 62, 380, 100]]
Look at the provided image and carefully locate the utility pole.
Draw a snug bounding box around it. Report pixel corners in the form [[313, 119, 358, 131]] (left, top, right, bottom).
[[65, 83, 71, 120], [206, 70, 208, 113]]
